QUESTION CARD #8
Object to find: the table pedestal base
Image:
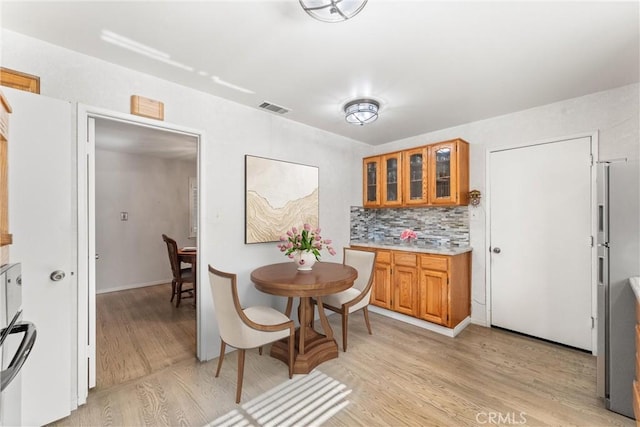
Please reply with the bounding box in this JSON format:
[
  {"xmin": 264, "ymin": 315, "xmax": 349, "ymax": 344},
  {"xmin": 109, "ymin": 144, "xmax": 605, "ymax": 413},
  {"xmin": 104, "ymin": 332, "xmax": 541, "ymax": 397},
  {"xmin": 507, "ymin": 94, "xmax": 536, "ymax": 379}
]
[{"xmin": 270, "ymin": 328, "xmax": 338, "ymax": 374}]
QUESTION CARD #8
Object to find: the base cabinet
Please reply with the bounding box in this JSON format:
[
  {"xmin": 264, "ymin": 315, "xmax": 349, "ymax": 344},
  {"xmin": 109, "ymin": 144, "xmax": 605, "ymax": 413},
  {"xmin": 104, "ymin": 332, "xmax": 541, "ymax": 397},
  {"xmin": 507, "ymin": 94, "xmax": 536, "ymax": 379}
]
[
  {"xmin": 352, "ymin": 245, "xmax": 471, "ymax": 328},
  {"xmin": 371, "ymin": 250, "xmax": 392, "ymax": 309},
  {"xmin": 419, "ymin": 268, "xmax": 448, "ymax": 325},
  {"xmin": 393, "ymin": 252, "xmax": 419, "ymax": 316}
]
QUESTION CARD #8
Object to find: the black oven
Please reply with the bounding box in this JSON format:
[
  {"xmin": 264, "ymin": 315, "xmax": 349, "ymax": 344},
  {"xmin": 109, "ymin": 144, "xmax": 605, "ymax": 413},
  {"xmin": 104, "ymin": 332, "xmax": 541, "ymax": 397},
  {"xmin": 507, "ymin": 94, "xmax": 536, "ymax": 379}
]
[{"xmin": 0, "ymin": 263, "xmax": 36, "ymax": 426}]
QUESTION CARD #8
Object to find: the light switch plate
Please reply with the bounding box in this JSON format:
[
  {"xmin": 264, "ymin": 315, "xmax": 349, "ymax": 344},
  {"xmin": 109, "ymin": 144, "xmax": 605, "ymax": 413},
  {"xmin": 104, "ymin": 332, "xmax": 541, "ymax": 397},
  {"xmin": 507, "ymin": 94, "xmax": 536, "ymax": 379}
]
[{"xmin": 120, "ymin": 212, "xmax": 128, "ymax": 221}]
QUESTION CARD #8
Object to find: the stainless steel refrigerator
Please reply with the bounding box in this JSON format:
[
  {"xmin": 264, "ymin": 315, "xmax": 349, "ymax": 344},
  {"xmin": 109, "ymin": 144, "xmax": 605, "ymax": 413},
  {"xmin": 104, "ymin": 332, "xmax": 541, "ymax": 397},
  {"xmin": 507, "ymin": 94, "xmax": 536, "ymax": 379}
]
[{"xmin": 596, "ymin": 159, "xmax": 640, "ymax": 418}]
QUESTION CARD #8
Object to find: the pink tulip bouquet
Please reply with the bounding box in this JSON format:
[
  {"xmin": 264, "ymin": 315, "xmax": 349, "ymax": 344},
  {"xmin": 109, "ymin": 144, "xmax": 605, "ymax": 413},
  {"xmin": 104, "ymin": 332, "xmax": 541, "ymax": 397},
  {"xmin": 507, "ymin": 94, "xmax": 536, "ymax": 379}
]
[
  {"xmin": 400, "ymin": 229, "xmax": 418, "ymax": 242},
  {"xmin": 277, "ymin": 223, "xmax": 336, "ymax": 261}
]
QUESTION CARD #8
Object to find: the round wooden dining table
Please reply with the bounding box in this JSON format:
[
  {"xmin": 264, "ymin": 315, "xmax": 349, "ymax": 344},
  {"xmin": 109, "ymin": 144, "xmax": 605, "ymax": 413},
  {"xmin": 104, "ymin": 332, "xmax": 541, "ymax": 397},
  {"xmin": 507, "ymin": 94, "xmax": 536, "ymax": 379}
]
[{"xmin": 251, "ymin": 261, "xmax": 357, "ymax": 374}]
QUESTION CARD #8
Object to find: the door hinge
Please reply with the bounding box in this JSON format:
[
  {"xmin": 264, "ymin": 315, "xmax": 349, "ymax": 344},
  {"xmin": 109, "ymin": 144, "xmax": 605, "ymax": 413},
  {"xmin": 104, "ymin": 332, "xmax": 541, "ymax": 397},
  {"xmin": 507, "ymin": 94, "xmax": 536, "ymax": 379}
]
[
  {"xmin": 591, "ymin": 316, "xmax": 595, "ymax": 329},
  {"xmin": 590, "ymin": 154, "xmax": 594, "ymax": 166},
  {"xmin": 590, "ymin": 236, "xmax": 594, "ymax": 247}
]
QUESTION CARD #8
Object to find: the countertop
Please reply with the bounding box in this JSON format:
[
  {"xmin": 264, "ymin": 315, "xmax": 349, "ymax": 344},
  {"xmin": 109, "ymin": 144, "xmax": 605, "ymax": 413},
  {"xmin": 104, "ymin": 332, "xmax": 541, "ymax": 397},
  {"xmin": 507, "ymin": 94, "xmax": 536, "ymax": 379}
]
[
  {"xmin": 349, "ymin": 241, "xmax": 472, "ymax": 256},
  {"xmin": 630, "ymin": 277, "xmax": 640, "ymax": 302}
]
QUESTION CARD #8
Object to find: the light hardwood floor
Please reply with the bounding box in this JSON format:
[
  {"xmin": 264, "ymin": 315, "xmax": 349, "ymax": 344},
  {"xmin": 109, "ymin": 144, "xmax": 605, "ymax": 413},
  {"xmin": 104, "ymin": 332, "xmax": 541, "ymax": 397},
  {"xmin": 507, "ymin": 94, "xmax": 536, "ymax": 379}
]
[
  {"xmin": 55, "ymin": 287, "xmax": 633, "ymax": 426},
  {"xmin": 95, "ymin": 283, "xmax": 196, "ymax": 389}
]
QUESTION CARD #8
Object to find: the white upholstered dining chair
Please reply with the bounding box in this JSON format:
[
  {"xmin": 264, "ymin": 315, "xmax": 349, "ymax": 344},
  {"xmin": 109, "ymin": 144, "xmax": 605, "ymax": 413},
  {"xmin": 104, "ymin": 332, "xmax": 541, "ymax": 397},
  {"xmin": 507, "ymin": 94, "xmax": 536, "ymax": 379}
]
[
  {"xmin": 315, "ymin": 248, "xmax": 376, "ymax": 352},
  {"xmin": 208, "ymin": 265, "xmax": 295, "ymax": 403}
]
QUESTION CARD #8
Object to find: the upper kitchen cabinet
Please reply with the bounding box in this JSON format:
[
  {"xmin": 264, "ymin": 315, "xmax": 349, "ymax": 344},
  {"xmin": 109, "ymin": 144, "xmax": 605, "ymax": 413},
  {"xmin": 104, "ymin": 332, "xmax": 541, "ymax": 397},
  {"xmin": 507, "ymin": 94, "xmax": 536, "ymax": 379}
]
[
  {"xmin": 403, "ymin": 147, "xmax": 428, "ymax": 205},
  {"xmin": 0, "ymin": 91, "xmax": 12, "ymax": 247},
  {"xmin": 363, "ymin": 152, "xmax": 405, "ymax": 207},
  {"xmin": 363, "ymin": 156, "xmax": 381, "ymax": 207},
  {"xmin": 428, "ymin": 139, "xmax": 469, "ymax": 206},
  {"xmin": 382, "ymin": 152, "xmax": 403, "ymax": 206},
  {"xmin": 362, "ymin": 138, "xmax": 469, "ymax": 208}
]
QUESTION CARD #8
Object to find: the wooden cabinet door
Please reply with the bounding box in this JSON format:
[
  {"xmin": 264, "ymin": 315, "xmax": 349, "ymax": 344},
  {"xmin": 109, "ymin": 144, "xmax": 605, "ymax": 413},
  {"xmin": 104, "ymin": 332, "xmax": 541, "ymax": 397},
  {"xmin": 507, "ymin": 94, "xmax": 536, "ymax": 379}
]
[
  {"xmin": 0, "ymin": 91, "xmax": 11, "ymax": 248},
  {"xmin": 393, "ymin": 265, "xmax": 418, "ymax": 316},
  {"xmin": 382, "ymin": 152, "xmax": 403, "ymax": 206},
  {"xmin": 428, "ymin": 140, "xmax": 458, "ymax": 205},
  {"xmin": 371, "ymin": 261, "xmax": 392, "ymax": 309},
  {"xmin": 403, "ymin": 147, "xmax": 428, "ymax": 205},
  {"xmin": 363, "ymin": 156, "xmax": 381, "ymax": 207},
  {"xmin": 419, "ymin": 269, "xmax": 449, "ymax": 326}
]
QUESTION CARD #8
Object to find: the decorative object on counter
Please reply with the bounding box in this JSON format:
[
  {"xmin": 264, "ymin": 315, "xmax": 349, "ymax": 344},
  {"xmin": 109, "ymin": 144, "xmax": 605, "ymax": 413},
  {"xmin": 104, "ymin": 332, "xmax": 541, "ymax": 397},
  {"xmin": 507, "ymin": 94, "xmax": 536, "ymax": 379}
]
[
  {"xmin": 469, "ymin": 189, "xmax": 481, "ymax": 207},
  {"xmin": 277, "ymin": 224, "xmax": 336, "ymax": 270},
  {"xmin": 245, "ymin": 155, "xmax": 319, "ymax": 244},
  {"xmin": 344, "ymin": 99, "xmax": 379, "ymax": 125},
  {"xmin": 299, "ymin": 0, "xmax": 368, "ymax": 23},
  {"xmin": 400, "ymin": 229, "xmax": 418, "ymax": 243}
]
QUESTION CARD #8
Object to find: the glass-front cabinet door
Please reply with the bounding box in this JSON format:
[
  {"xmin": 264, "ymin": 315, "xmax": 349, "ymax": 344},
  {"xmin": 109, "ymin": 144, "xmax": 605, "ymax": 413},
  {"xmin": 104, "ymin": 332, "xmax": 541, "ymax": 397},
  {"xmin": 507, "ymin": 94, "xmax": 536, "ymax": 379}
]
[
  {"xmin": 428, "ymin": 141, "xmax": 458, "ymax": 204},
  {"xmin": 403, "ymin": 147, "xmax": 428, "ymax": 205},
  {"xmin": 362, "ymin": 156, "xmax": 380, "ymax": 207},
  {"xmin": 382, "ymin": 152, "xmax": 403, "ymax": 206}
]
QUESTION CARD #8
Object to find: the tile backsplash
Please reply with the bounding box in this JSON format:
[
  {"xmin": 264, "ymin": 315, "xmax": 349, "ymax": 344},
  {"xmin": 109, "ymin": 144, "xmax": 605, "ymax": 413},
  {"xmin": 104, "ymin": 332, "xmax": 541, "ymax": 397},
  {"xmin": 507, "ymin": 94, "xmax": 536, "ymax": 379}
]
[{"xmin": 350, "ymin": 206, "xmax": 469, "ymax": 247}]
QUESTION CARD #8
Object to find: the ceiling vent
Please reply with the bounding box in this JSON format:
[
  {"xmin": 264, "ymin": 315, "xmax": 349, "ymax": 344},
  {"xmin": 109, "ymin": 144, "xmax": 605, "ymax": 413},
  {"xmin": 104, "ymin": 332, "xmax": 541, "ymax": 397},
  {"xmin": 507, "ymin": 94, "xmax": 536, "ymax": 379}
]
[{"xmin": 258, "ymin": 101, "xmax": 289, "ymax": 115}]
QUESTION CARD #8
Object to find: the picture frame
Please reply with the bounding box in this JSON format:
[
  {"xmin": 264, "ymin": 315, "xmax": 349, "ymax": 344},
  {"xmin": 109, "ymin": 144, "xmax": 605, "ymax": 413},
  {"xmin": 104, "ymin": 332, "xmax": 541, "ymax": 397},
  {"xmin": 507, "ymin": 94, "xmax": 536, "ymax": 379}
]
[{"xmin": 245, "ymin": 155, "xmax": 319, "ymax": 244}]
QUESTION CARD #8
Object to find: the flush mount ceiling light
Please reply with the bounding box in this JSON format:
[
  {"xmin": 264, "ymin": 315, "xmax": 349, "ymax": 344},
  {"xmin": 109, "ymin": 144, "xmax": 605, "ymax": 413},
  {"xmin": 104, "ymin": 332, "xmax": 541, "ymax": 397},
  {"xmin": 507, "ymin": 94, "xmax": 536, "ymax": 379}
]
[
  {"xmin": 344, "ymin": 99, "xmax": 379, "ymax": 126},
  {"xmin": 299, "ymin": 0, "xmax": 368, "ymax": 23}
]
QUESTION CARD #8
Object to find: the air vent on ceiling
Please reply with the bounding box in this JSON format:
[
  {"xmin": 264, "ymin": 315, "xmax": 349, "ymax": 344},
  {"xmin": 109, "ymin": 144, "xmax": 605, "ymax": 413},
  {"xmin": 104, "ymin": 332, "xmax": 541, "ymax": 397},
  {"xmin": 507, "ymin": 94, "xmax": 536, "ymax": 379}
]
[{"xmin": 258, "ymin": 101, "xmax": 290, "ymax": 114}]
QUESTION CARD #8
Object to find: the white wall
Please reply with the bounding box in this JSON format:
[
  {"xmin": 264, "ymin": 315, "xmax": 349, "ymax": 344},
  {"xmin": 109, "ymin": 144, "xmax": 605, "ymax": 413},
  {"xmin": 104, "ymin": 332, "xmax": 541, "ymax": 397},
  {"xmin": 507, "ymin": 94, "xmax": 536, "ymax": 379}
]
[
  {"xmin": 2, "ymin": 30, "xmax": 370, "ymax": 361},
  {"xmin": 4, "ymin": 28, "xmax": 637, "ymax": 343},
  {"xmin": 95, "ymin": 148, "xmax": 196, "ymax": 293},
  {"xmin": 375, "ymin": 83, "xmax": 639, "ymax": 325}
]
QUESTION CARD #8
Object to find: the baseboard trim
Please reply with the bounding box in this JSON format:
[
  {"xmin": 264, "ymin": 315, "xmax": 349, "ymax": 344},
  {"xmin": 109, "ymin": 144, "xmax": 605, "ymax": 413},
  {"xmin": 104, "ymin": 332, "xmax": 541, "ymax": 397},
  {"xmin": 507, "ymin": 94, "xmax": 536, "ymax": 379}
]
[
  {"xmin": 368, "ymin": 306, "xmax": 471, "ymax": 337},
  {"xmin": 97, "ymin": 279, "xmax": 171, "ymax": 294},
  {"xmin": 470, "ymin": 318, "xmax": 489, "ymax": 327}
]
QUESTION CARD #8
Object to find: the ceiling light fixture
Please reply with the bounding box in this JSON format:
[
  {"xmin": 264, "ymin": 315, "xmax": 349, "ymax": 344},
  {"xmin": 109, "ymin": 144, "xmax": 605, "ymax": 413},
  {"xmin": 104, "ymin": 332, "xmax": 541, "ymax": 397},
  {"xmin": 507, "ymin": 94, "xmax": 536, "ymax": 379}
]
[
  {"xmin": 344, "ymin": 99, "xmax": 379, "ymax": 126},
  {"xmin": 299, "ymin": 0, "xmax": 368, "ymax": 23}
]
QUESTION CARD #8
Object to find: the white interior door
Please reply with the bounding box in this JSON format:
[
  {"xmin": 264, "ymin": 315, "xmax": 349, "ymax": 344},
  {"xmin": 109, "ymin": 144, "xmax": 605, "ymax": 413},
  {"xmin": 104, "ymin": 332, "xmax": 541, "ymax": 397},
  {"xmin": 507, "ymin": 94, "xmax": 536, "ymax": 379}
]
[
  {"xmin": 6, "ymin": 88, "xmax": 73, "ymax": 425},
  {"xmin": 490, "ymin": 136, "xmax": 593, "ymax": 350}
]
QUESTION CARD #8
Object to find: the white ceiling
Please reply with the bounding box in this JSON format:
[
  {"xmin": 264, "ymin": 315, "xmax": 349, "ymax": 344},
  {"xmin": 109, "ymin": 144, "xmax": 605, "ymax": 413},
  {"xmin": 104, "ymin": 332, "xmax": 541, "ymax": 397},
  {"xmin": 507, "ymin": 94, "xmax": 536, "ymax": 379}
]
[
  {"xmin": 95, "ymin": 118, "xmax": 197, "ymax": 161},
  {"xmin": 2, "ymin": 1, "xmax": 638, "ymax": 146}
]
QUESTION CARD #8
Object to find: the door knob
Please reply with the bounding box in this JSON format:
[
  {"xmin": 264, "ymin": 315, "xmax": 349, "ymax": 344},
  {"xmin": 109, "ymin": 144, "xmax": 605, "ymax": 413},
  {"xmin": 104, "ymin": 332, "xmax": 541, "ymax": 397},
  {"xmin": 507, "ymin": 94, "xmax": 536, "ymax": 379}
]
[
  {"xmin": 492, "ymin": 247, "xmax": 501, "ymax": 253},
  {"xmin": 50, "ymin": 270, "xmax": 66, "ymax": 281}
]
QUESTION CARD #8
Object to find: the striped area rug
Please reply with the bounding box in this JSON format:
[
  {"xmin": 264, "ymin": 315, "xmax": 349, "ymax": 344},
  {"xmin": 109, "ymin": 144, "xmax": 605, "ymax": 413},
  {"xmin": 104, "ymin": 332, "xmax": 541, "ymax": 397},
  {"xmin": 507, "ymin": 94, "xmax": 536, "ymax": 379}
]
[{"xmin": 207, "ymin": 370, "xmax": 351, "ymax": 427}]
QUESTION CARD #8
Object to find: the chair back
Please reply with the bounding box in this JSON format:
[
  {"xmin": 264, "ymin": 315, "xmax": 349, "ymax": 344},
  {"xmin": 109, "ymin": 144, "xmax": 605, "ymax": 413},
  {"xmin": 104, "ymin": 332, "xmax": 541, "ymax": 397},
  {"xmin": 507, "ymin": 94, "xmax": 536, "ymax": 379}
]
[
  {"xmin": 343, "ymin": 248, "xmax": 376, "ymax": 295},
  {"xmin": 208, "ymin": 266, "xmax": 253, "ymax": 348},
  {"xmin": 162, "ymin": 234, "xmax": 181, "ymax": 280}
]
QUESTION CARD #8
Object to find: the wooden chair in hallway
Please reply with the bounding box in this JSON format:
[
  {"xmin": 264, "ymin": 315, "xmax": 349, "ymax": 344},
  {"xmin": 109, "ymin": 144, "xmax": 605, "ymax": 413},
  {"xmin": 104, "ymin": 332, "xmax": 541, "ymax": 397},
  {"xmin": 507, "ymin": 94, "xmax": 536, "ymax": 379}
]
[
  {"xmin": 313, "ymin": 248, "xmax": 376, "ymax": 352},
  {"xmin": 162, "ymin": 234, "xmax": 194, "ymax": 307},
  {"xmin": 208, "ymin": 265, "xmax": 294, "ymax": 403}
]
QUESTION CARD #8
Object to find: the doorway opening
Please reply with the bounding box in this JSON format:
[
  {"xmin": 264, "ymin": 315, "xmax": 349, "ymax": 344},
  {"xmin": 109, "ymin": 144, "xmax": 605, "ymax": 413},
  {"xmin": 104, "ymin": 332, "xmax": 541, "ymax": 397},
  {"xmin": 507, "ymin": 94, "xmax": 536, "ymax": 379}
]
[
  {"xmin": 76, "ymin": 105, "xmax": 205, "ymax": 404},
  {"xmin": 93, "ymin": 118, "xmax": 198, "ymax": 389}
]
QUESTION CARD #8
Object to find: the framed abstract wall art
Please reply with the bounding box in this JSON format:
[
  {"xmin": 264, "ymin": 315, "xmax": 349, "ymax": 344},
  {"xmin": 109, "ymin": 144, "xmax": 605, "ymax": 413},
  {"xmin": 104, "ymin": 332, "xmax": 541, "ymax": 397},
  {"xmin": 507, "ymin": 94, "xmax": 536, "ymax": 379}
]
[{"xmin": 245, "ymin": 155, "xmax": 319, "ymax": 244}]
